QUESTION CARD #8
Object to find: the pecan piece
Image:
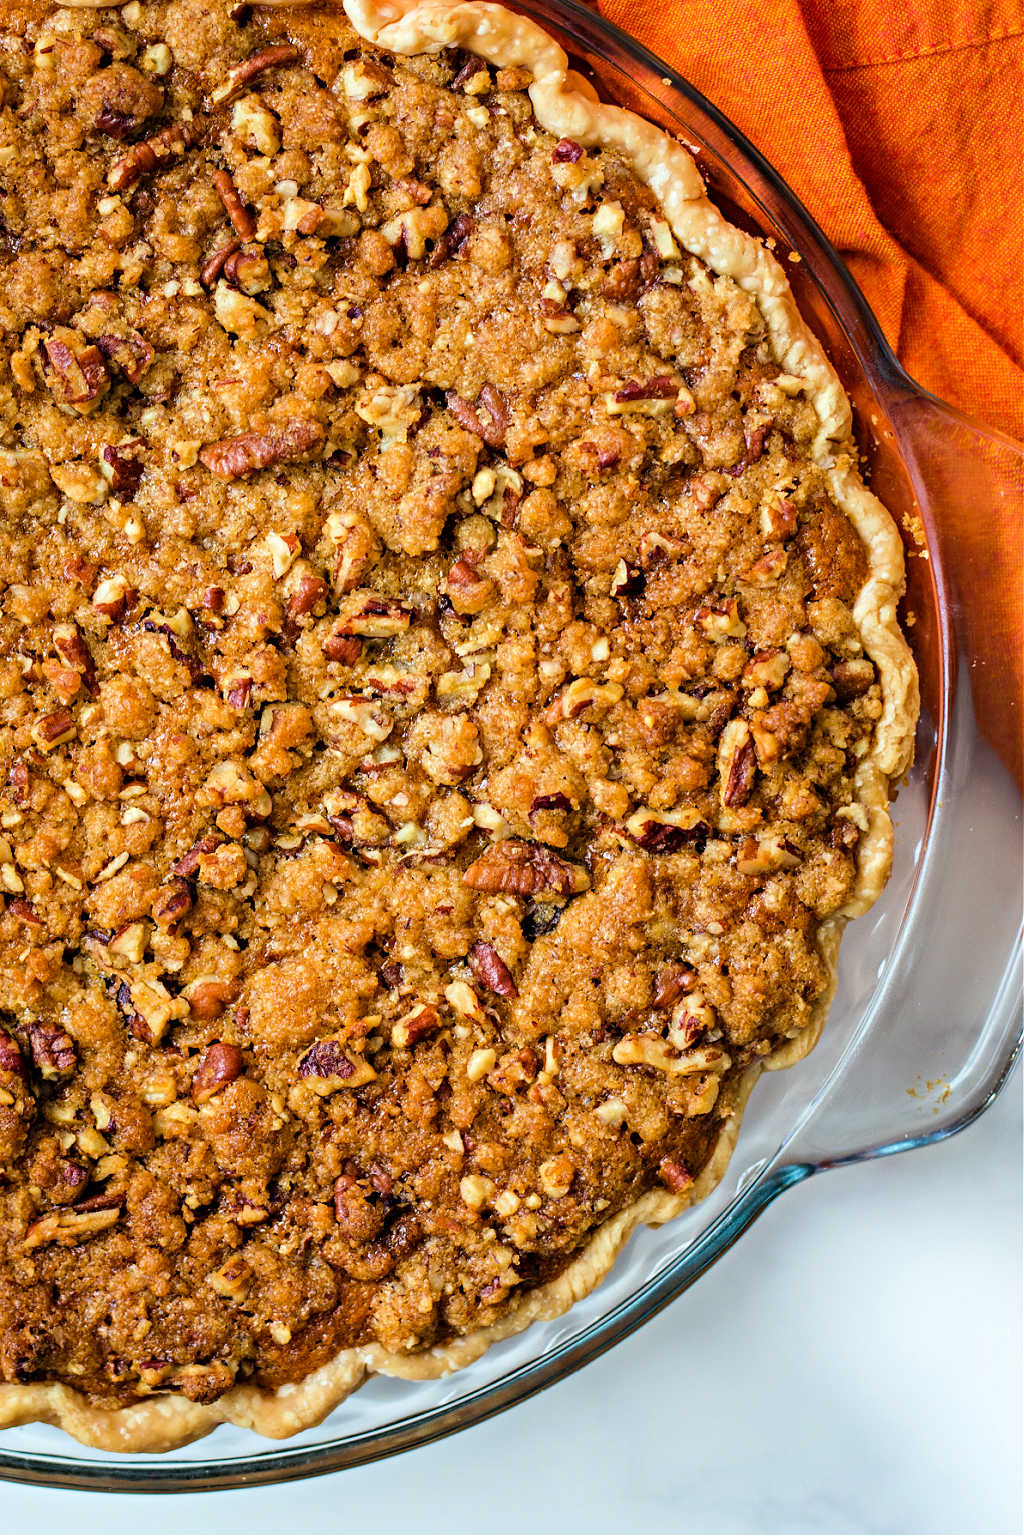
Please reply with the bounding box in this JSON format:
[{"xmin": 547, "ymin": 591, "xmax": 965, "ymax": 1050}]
[
  {"xmin": 428, "ymin": 211, "xmax": 475, "ymax": 268},
  {"xmin": 390, "ymin": 1003, "xmax": 440, "ymax": 1049},
  {"xmin": 95, "ymin": 330, "xmax": 154, "ymax": 386},
  {"xmin": 323, "ymin": 629, "xmax": 363, "ymax": 665},
  {"xmin": 100, "ymin": 442, "xmax": 144, "ymax": 496},
  {"xmin": 199, "ymin": 420, "xmax": 324, "ymax": 480},
  {"xmin": 653, "ymin": 963, "xmax": 698, "ymax": 1009},
  {"xmin": 192, "ymin": 1042, "xmax": 244, "ymax": 1104},
  {"xmin": 462, "ymin": 838, "xmax": 590, "ymax": 897},
  {"xmin": 624, "ymin": 808, "xmax": 709, "ymax": 854},
  {"xmin": 210, "ymin": 43, "xmax": 299, "ymax": 105},
  {"xmin": 552, "ymin": 137, "xmax": 584, "ymax": 163},
  {"xmin": 43, "ymin": 334, "xmax": 110, "ymax": 413},
  {"xmin": 53, "ymin": 624, "xmax": 97, "ymax": 696},
  {"xmin": 446, "ymin": 387, "xmax": 508, "ymax": 449},
  {"xmin": 718, "ymin": 720, "xmax": 757, "ymax": 808},
  {"xmin": 31, "ymin": 708, "xmax": 76, "ymax": 754},
  {"xmin": 200, "ymin": 237, "xmax": 241, "ymax": 289},
  {"xmin": 658, "ymin": 1158, "xmax": 693, "ymax": 1194},
  {"xmin": 831, "ymin": 658, "xmax": 876, "ymax": 701},
  {"xmin": 213, "ymin": 168, "xmax": 256, "ymax": 240},
  {"xmin": 24, "ymin": 1203, "xmax": 121, "ymax": 1251},
  {"xmin": 468, "ymin": 940, "xmax": 517, "ymax": 998},
  {"xmin": 297, "ymin": 1038, "xmax": 376, "ymax": 1092},
  {"xmin": 108, "ymin": 116, "xmax": 203, "ymax": 191},
  {"xmin": 28, "ymin": 1023, "xmax": 76, "ymax": 1080}
]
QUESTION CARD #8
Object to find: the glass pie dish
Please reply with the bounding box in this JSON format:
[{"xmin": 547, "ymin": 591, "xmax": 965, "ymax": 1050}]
[{"xmin": 1, "ymin": 0, "xmax": 1020, "ymax": 1493}]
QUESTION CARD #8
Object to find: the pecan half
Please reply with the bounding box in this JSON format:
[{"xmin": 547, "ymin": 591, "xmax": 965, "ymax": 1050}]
[
  {"xmin": 108, "ymin": 117, "xmax": 203, "ymax": 192},
  {"xmin": 199, "ymin": 420, "xmax": 324, "ymax": 480},
  {"xmin": 468, "ymin": 940, "xmax": 517, "ymax": 998},
  {"xmin": 462, "ymin": 839, "xmax": 590, "ymax": 897},
  {"xmin": 192, "ymin": 1042, "xmax": 244, "ymax": 1104},
  {"xmin": 210, "ymin": 43, "xmax": 299, "ymax": 105},
  {"xmin": 213, "ymin": 168, "xmax": 256, "ymax": 240}
]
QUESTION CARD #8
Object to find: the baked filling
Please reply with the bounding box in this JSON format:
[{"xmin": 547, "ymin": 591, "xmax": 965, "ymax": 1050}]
[{"xmin": 0, "ymin": 0, "xmax": 914, "ymax": 1430}]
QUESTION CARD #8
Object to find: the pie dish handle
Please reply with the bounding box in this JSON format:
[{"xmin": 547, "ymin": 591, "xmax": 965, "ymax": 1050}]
[{"xmin": 780, "ymin": 382, "xmax": 1023, "ymax": 1175}]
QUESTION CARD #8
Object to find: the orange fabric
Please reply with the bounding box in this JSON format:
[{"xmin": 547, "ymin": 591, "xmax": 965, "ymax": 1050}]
[{"xmin": 599, "ymin": 0, "xmax": 1023, "ymax": 780}]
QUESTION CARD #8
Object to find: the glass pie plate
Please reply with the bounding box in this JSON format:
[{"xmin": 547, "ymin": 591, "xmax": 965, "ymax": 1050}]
[{"xmin": 2, "ymin": 0, "xmax": 1021, "ymax": 1493}]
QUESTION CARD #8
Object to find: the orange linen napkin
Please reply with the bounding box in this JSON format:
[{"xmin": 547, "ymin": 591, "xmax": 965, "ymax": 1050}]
[{"xmin": 600, "ymin": 0, "xmax": 1023, "ymax": 781}]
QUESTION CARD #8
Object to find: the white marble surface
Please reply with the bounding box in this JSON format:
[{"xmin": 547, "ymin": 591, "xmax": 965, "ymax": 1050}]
[{"xmin": 3, "ymin": 1068, "xmax": 1020, "ymax": 1536}]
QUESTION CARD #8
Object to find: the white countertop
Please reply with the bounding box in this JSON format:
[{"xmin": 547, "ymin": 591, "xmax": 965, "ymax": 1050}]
[{"xmin": 4, "ymin": 1071, "xmax": 1020, "ymax": 1536}]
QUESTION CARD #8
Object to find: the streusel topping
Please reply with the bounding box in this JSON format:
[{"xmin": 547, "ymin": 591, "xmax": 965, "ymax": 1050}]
[{"xmin": 0, "ymin": 1, "xmax": 882, "ymax": 1404}]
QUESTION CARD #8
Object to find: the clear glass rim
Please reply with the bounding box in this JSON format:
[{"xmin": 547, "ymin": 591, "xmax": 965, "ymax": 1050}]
[{"xmin": 1, "ymin": 0, "xmax": 1020, "ymax": 1492}]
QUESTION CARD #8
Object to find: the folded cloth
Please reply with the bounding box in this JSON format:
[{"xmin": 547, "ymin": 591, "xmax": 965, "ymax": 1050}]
[{"xmin": 601, "ymin": 0, "xmax": 1023, "ymax": 779}]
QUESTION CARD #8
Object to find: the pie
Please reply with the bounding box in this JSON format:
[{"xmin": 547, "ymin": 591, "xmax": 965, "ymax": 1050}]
[{"xmin": 0, "ymin": 0, "xmax": 918, "ymax": 1451}]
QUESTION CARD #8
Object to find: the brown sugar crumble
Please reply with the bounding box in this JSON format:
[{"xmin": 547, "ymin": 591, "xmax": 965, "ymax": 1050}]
[{"xmin": 0, "ymin": 1, "xmax": 887, "ymax": 1408}]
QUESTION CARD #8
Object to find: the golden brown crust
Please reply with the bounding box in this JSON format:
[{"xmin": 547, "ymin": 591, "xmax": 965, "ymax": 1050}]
[{"xmin": 0, "ymin": 0, "xmax": 917, "ymax": 1450}]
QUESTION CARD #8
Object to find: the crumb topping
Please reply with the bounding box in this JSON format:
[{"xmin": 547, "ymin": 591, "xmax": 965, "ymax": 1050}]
[{"xmin": 0, "ymin": 1, "xmax": 884, "ymax": 1405}]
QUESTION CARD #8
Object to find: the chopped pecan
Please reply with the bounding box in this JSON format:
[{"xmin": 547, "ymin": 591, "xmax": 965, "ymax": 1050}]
[
  {"xmin": 43, "ymin": 334, "xmax": 110, "ymax": 413},
  {"xmin": 658, "ymin": 1158, "xmax": 693, "ymax": 1194},
  {"xmin": 469, "ymin": 940, "xmax": 517, "ymax": 998},
  {"xmin": 335, "ymin": 592, "xmax": 412, "ymax": 639},
  {"xmin": 53, "ymin": 624, "xmax": 97, "ymax": 695},
  {"xmin": 462, "ymin": 839, "xmax": 590, "ymax": 897},
  {"xmin": 624, "ymin": 808, "xmax": 709, "ymax": 854},
  {"xmin": 100, "ymin": 442, "xmax": 144, "ymax": 496},
  {"xmin": 446, "ymin": 387, "xmax": 508, "ymax": 449},
  {"xmin": 718, "ymin": 720, "xmax": 757, "ymax": 808},
  {"xmin": 199, "ymin": 420, "xmax": 324, "ymax": 480},
  {"xmin": 552, "ymin": 137, "xmax": 584, "ymax": 163},
  {"xmin": 186, "ymin": 978, "xmax": 241, "ymax": 1020},
  {"xmin": 95, "ymin": 330, "xmax": 154, "ymax": 385},
  {"xmin": 297, "ymin": 1037, "xmax": 376, "ymax": 1092},
  {"xmin": 653, "ymin": 963, "xmax": 698, "ymax": 1009},
  {"xmin": 31, "ymin": 708, "xmax": 76, "ymax": 754},
  {"xmin": 612, "ymin": 1034, "xmax": 730, "ymax": 1077},
  {"xmin": 210, "ymin": 43, "xmax": 299, "ymax": 105},
  {"xmin": 151, "ymin": 877, "xmax": 193, "ymax": 928},
  {"xmin": 831, "ymin": 658, "xmax": 876, "ymax": 701},
  {"xmin": 213, "ymin": 168, "xmax": 256, "ymax": 240},
  {"xmin": 391, "ymin": 1003, "xmax": 440, "ymax": 1049},
  {"xmin": 609, "ymin": 559, "xmax": 644, "ymax": 598},
  {"xmin": 446, "ymin": 556, "xmax": 495, "ymax": 616},
  {"xmin": 108, "ymin": 117, "xmax": 203, "ymax": 192},
  {"xmin": 200, "ymin": 237, "xmax": 241, "ymax": 289},
  {"xmin": 428, "ymin": 211, "xmax": 475, "ymax": 267},
  {"xmin": 323, "ymin": 628, "xmax": 363, "ymax": 665},
  {"xmin": 725, "ymin": 422, "xmax": 769, "ymax": 477},
  {"xmin": 614, "ymin": 375, "xmax": 679, "ymax": 403},
  {"xmin": 24, "ymin": 1202, "xmax": 121, "ymax": 1250},
  {"xmin": 192, "ymin": 1042, "xmax": 244, "ymax": 1104},
  {"xmin": 0, "ymin": 1027, "xmax": 26, "ymax": 1079},
  {"xmin": 28, "ymin": 1023, "xmax": 76, "ymax": 1080},
  {"xmin": 223, "ymin": 246, "xmax": 271, "ymax": 294},
  {"xmin": 92, "ymin": 574, "xmax": 134, "ymax": 621}
]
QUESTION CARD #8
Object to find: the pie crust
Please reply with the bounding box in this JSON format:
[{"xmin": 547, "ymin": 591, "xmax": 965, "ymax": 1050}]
[{"xmin": 0, "ymin": 0, "xmax": 918, "ymax": 1451}]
